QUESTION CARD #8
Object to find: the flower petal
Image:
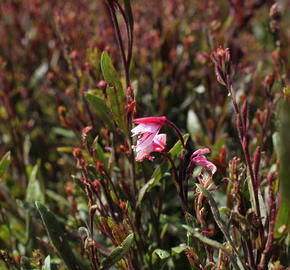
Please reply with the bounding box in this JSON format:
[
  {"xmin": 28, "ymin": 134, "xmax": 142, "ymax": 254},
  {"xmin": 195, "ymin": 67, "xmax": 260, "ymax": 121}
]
[
  {"xmin": 191, "ymin": 148, "xmax": 211, "ymax": 158},
  {"xmin": 192, "ymin": 156, "xmax": 217, "ymax": 174},
  {"xmin": 131, "ymin": 123, "xmax": 160, "ymax": 136},
  {"xmin": 133, "ymin": 116, "xmax": 167, "ymax": 125},
  {"xmin": 152, "ymin": 134, "xmax": 166, "ymax": 149}
]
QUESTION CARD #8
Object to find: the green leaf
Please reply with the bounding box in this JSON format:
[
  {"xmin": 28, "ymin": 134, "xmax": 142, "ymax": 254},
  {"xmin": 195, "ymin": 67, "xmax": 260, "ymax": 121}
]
[
  {"xmin": 93, "ymin": 136, "xmax": 109, "ymax": 168},
  {"xmin": 196, "ymin": 184, "xmax": 246, "ymax": 270},
  {"xmin": 26, "ymin": 161, "xmax": 44, "ymax": 203},
  {"xmin": 136, "ymin": 178, "xmax": 155, "ymax": 207},
  {"xmin": 275, "ymin": 101, "xmax": 290, "ymax": 237},
  {"xmin": 153, "ymin": 249, "xmax": 170, "ymax": 260},
  {"xmin": 35, "ymin": 201, "xmax": 87, "ymax": 270},
  {"xmin": 46, "ymin": 190, "xmax": 70, "ymax": 208},
  {"xmin": 85, "ymin": 90, "xmax": 114, "ymax": 129},
  {"xmin": 101, "ymin": 51, "xmax": 120, "ymax": 85},
  {"xmin": 107, "ymin": 86, "xmax": 127, "ymax": 134},
  {"xmin": 101, "ymin": 233, "xmax": 134, "ymax": 270},
  {"xmin": 51, "ymin": 127, "xmax": 76, "ymax": 139},
  {"xmin": 29, "ymin": 62, "xmax": 48, "ymax": 88},
  {"xmin": 171, "ymin": 245, "xmax": 190, "ymax": 255},
  {"xmin": 0, "ymin": 151, "xmax": 11, "ymax": 178},
  {"xmin": 169, "ymin": 134, "xmax": 189, "ymax": 159},
  {"xmin": 101, "ymin": 52, "xmax": 127, "ymax": 133},
  {"xmin": 182, "ymin": 225, "xmax": 240, "ymax": 270}
]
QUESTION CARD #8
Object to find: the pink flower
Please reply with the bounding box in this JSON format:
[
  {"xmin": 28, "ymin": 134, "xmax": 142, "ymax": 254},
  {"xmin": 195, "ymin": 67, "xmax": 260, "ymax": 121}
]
[
  {"xmin": 131, "ymin": 116, "xmax": 167, "ymax": 161},
  {"xmin": 135, "ymin": 134, "xmax": 167, "ymax": 161},
  {"xmin": 190, "ymin": 148, "xmax": 217, "ymax": 175}
]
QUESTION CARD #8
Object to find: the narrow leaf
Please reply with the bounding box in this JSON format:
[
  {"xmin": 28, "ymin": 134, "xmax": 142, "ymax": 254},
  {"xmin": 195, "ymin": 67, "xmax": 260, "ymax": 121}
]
[
  {"xmin": 100, "ymin": 52, "xmax": 127, "ymax": 133},
  {"xmin": 101, "ymin": 233, "xmax": 134, "ymax": 270},
  {"xmin": 107, "ymin": 86, "xmax": 127, "ymax": 133},
  {"xmin": 196, "ymin": 184, "xmax": 246, "ymax": 270},
  {"xmin": 26, "ymin": 161, "xmax": 44, "ymax": 203},
  {"xmin": 85, "ymin": 91, "xmax": 114, "ymax": 129},
  {"xmin": 275, "ymin": 101, "xmax": 290, "ymax": 237},
  {"xmin": 35, "ymin": 201, "xmax": 87, "ymax": 270},
  {"xmin": 183, "ymin": 225, "xmax": 240, "ymax": 270},
  {"xmin": 101, "ymin": 52, "xmax": 120, "ymax": 85}
]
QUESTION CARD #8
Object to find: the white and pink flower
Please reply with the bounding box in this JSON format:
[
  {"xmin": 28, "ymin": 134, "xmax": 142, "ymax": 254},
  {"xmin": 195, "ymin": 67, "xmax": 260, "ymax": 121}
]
[{"xmin": 131, "ymin": 116, "xmax": 167, "ymax": 161}]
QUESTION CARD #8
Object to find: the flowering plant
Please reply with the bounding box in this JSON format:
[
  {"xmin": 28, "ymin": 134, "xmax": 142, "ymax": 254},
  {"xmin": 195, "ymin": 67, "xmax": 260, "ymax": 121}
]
[{"xmin": 0, "ymin": 1, "xmax": 289, "ymax": 270}]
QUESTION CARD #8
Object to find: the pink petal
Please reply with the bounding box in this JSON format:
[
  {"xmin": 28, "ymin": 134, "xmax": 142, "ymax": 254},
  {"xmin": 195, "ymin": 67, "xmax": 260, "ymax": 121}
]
[
  {"xmin": 131, "ymin": 123, "xmax": 160, "ymax": 136},
  {"xmin": 191, "ymin": 148, "xmax": 211, "ymax": 158},
  {"xmin": 136, "ymin": 132, "xmax": 157, "ymax": 149},
  {"xmin": 134, "ymin": 134, "xmax": 167, "ymax": 162},
  {"xmin": 192, "ymin": 156, "xmax": 217, "ymax": 174},
  {"xmin": 135, "ymin": 147, "xmax": 154, "ymax": 161},
  {"xmin": 152, "ymin": 134, "xmax": 166, "ymax": 149},
  {"xmin": 133, "ymin": 116, "xmax": 167, "ymax": 125}
]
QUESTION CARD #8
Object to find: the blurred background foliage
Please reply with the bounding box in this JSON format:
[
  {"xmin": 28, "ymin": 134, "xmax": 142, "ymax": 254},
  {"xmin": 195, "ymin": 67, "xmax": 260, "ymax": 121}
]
[{"xmin": 0, "ymin": 0, "xmax": 290, "ymax": 269}]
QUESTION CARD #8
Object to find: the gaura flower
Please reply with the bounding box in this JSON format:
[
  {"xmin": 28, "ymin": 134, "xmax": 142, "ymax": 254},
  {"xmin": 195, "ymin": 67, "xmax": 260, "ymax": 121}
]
[
  {"xmin": 135, "ymin": 134, "xmax": 167, "ymax": 161},
  {"xmin": 131, "ymin": 116, "xmax": 167, "ymax": 161},
  {"xmin": 190, "ymin": 148, "xmax": 217, "ymax": 175}
]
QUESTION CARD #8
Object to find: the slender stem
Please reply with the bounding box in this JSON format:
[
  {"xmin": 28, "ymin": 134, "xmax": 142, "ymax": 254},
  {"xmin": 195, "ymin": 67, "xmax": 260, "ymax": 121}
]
[
  {"xmin": 106, "ymin": 0, "xmax": 130, "ymax": 87},
  {"xmin": 165, "ymin": 120, "xmax": 186, "ymax": 149},
  {"xmin": 227, "ymin": 81, "xmax": 264, "ymax": 242},
  {"xmin": 113, "ymin": 0, "xmax": 133, "ymax": 69},
  {"xmin": 161, "ymin": 152, "xmax": 188, "ymax": 212},
  {"xmin": 258, "ymin": 174, "xmax": 277, "ymax": 269}
]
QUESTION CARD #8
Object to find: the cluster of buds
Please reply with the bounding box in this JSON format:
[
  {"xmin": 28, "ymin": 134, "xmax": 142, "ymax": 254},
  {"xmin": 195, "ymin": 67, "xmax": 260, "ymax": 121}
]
[{"xmin": 210, "ymin": 46, "xmax": 231, "ymax": 88}]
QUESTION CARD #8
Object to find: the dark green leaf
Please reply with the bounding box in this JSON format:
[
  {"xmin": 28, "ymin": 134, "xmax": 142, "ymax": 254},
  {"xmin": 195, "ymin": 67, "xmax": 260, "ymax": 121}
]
[
  {"xmin": 100, "ymin": 52, "xmax": 127, "ymax": 133},
  {"xmin": 101, "ymin": 233, "xmax": 134, "ymax": 270},
  {"xmin": 85, "ymin": 90, "xmax": 114, "ymax": 129},
  {"xmin": 35, "ymin": 201, "xmax": 87, "ymax": 270},
  {"xmin": 107, "ymin": 86, "xmax": 127, "ymax": 134}
]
